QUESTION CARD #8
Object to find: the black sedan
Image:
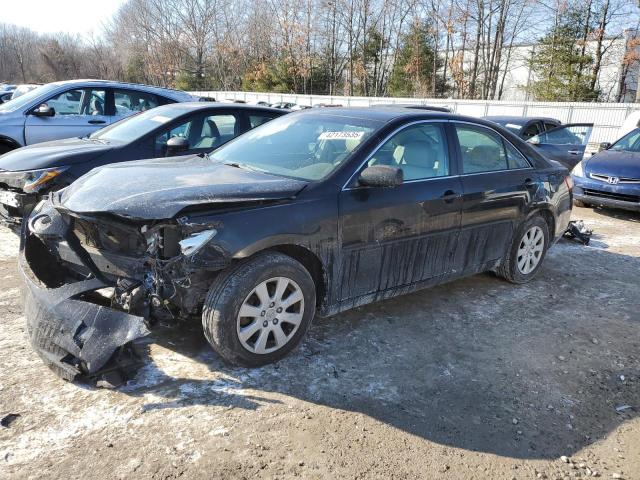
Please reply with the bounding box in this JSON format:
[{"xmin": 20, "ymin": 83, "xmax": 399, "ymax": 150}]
[
  {"xmin": 571, "ymin": 128, "xmax": 640, "ymax": 212},
  {"xmin": 20, "ymin": 108, "xmax": 572, "ymax": 381},
  {"xmin": 0, "ymin": 103, "xmax": 286, "ymax": 226}
]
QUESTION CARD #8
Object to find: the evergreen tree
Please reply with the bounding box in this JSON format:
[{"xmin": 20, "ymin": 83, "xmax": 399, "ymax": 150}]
[
  {"xmin": 529, "ymin": 11, "xmax": 599, "ymax": 102},
  {"xmin": 388, "ymin": 21, "xmax": 444, "ymax": 98}
]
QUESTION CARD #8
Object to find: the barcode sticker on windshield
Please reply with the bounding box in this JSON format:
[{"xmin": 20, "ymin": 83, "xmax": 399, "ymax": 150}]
[
  {"xmin": 150, "ymin": 115, "xmax": 172, "ymax": 124},
  {"xmin": 319, "ymin": 131, "xmax": 364, "ymax": 140}
]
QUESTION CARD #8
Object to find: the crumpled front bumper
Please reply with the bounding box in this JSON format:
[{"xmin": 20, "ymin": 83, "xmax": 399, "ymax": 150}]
[{"xmin": 20, "ymin": 207, "xmax": 150, "ymax": 382}]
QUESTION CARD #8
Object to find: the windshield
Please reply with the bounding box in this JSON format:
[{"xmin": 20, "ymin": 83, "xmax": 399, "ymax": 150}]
[
  {"xmin": 0, "ymin": 84, "xmax": 55, "ymax": 113},
  {"xmin": 210, "ymin": 113, "xmax": 382, "ymax": 181},
  {"xmin": 90, "ymin": 105, "xmax": 186, "ymax": 143},
  {"xmin": 611, "ymin": 129, "xmax": 640, "ymax": 153}
]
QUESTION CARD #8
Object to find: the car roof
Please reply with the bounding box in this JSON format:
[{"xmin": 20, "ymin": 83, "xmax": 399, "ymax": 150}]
[
  {"xmin": 47, "ymin": 79, "xmax": 196, "ymax": 101},
  {"xmin": 156, "ymin": 102, "xmax": 286, "ymax": 114},
  {"xmin": 484, "ymin": 116, "xmax": 561, "ymax": 125},
  {"xmin": 373, "ymin": 103, "xmax": 452, "ymax": 113},
  {"xmin": 293, "ymin": 106, "xmax": 488, "ymax": 124}
]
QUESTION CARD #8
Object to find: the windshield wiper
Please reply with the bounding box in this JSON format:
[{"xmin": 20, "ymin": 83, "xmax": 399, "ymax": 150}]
[{"xmin": 224, "ymin": 161, "xmax": 266, "ymax": 173}]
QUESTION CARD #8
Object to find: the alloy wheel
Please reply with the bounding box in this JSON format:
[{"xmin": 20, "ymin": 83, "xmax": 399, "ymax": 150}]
[
  {"xmin": 236, "ymin": 276, "xmax": 305, "ymax": 354},
  {"xmin": 516, "ymin": 226, "xmax": 545, "ymax": 274}
]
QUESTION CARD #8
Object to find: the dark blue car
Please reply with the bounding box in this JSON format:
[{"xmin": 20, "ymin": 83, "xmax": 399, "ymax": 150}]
[{"xmin": 572, "ymin": 128, "xmax": 640, "ymax": 212}]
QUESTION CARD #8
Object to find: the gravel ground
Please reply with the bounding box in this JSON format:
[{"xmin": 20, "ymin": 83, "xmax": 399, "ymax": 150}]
[{"xmin": 0, "ymin": 205, "xmax": 638, "ymax": 480}]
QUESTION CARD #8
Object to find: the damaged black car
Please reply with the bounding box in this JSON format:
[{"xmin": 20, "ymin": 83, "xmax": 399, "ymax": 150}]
[{"xmin": 20, "ymin": 108, "xmax": 573, "ymax": 381}]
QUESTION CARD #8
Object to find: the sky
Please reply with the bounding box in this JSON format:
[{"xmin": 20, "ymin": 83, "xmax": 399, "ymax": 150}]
[{"xmin": 2, "ymin": 0, "xmax": 127, "ymax": 36}]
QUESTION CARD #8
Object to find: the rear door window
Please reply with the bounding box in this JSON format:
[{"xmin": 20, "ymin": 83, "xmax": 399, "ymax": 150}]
[
  {"xmin": 456, "ymin": 124, "xmax": 530, "ymax": 173},
  {"xmin": 113, "ymin": 89, "xmax": 160, "ymax": 117},
  {"xmin": 249, "ymin": 113, "xmax": 278, "ymax": 129}
]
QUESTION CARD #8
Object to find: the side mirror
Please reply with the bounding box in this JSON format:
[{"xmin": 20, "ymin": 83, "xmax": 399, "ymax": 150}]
[
  {"xmin": 32, "ymin": 104, "xmax": 55, "ymax": 117},
  {"xmin": 166, "ymin": 136, "xmax": 189, "ymax": 155},
  {"xmin": 528, "ymin": 135, "xmax": 541, "ymax": 145},
  {"xmin": 358, "ymin": 165, "xmax": 403, "ymax": 188},
  {"xmin": 599, "ymin": 142, "xmax": 611, "ymax": 151}
]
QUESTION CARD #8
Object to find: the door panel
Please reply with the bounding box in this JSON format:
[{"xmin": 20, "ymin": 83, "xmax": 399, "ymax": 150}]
[
  {"xmin": 338, "ymin": 122, "xmax": 462, "ymax": 301},
  {"xmin": 453, "ymin": 123, "xmax": 536, "ymax": 274},
  {"xmin": 528, "ymin": 123, "xmax": 593, "ymax": 169},
  {"xmin": 25, "ymin": 88, "xmax": 109, "ymax": 144}
]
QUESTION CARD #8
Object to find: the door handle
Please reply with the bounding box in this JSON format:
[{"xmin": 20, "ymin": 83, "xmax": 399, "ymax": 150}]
[
  {"xmin": 441, "ymin": 190, "xmax": 460, "ymax": 203},
  {"xmin": 88, "ymin": 119, "xmax": 106, "ymax": 125},
  {"xmin": 568, "ymin": 150, "xmax": 581, "ymax": 155}
]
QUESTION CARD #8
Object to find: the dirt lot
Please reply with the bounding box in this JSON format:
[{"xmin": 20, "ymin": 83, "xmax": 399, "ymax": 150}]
[{"xmin": 0, "ymin": 206, "xmax": 639, "ymax": 480}]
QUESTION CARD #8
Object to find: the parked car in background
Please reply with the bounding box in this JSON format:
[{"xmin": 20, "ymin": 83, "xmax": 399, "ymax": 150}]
[
  {"xmin": 0, "ymin": 79, "xmax": 198, "ymax": 154},
  {"xmin": 0, "ymin": 91, "xmax": 13, "ymax": 104},
  {"xmin": 271, "ymin": 102, "xmax": 297, "ymax": 109},
  {"xmin": 571, "ymin": 128, "xmax": 640, "ymax": 212},
  {"xmin": 527, "ymin": 123, "xmax": 593, "ymax": 170},
  {"xmin": 0, "ymin": 103, "xmax": 285, "ymax": 226},
  {"xmin": 484, "ymin": 116, "xmax": 561, "ymax": 140},
  {"xmin": 11, "ymin": 84, "xmax": 40, "ymax": 100},
  {"xmin": 20, "ymin": 108, "xmax": 572, "ymax": 380},
  {"xmin": 484, "ymin": 116, "xmax": 593, "ymax": 169}
]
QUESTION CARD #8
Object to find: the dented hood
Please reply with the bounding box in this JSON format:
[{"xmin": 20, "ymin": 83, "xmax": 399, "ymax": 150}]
[{"xmin": 60, "ymin": 155, "xmax": 308, "ymax": 220}]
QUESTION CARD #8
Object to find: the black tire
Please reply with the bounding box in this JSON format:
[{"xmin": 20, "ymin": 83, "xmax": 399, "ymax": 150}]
[
  {"xmin": 573, "ymin": 199, "xmax": 588, "ymax": 208},
  {"xmin": 202, "ymin": 251, "xmax": 316, "ymax": 367},
  {"xmin": 496, "ymin": 215, "xmax": 550, "ymax": 284}
]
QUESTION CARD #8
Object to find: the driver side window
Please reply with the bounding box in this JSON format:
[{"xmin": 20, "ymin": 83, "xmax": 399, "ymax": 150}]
[
  {"xmin": 43, "ymin": 89, "xmax": 106, "ymax": 116},
  {"xmin": 155, "ymin": 120, "xmax": 193, "ymax": 155},
  {"xmin": 368, "ymin": 123, "xmax": 450, "ymax": 181}
]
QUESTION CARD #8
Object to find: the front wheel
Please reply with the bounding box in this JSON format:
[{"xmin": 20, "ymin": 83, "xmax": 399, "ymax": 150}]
[
  {"xmin": 202, "ymin": 252, "xmax": 316, "ymax": 367},
  {"xmin": 496, "ymin": 215, "xmax": 549, "ymax": 284}
]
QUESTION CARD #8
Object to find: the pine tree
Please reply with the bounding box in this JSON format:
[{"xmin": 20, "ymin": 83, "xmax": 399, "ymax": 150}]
[
  {"xmin": 388, "ymin": 21, "xmax": 444, "ymax": 98},
  {"xmin": 529, "ymin": 10, "xmax": 600, "ymax": 102}
]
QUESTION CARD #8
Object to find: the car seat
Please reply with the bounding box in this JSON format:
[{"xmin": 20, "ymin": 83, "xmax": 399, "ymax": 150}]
[{"xmin": 193, "ymin": 119, "xmax": 221, "ymax": 149}]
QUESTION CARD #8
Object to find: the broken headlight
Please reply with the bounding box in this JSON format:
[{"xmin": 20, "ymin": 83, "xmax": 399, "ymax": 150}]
[
  {"xmin": 178, "ymin": 229, "xmax": 217, "ymax": 257},
  {"xmin": 21, "ymin": 166, "xmax": 70, "ymax": 193}
]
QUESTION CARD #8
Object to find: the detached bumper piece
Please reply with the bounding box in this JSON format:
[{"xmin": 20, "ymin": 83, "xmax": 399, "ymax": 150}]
[
  {"xmin": 20, "ymin": 200, "xmax": 150, "ymax": 384},
  {"xmin": 564, "ymin": 220, "xmax": 592, "ymax": 246},
  {"xmin": 22, "ymin": 260, "xmax": 150, "ymax": 383}
]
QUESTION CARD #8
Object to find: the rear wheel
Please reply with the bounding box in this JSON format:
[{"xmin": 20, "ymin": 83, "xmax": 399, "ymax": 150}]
[
  {"xmin": 202, "ymin": 252, "xmax": 316, "ymax": 366},
  {"xmin": 497, "ymin": 215, "xmax": 549, "ymax": 284}
]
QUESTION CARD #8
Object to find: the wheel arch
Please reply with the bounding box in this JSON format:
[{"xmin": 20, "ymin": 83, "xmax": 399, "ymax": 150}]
[
  {"xmin": 0, "ymin": 135, "xmax": 21, "ymax": 152},
  {"xmin": 530, "ymin": 207, "xmax": 556, "ymax": 239},
  {"xmin": 239, "ymin": 243, "xmax": 328, "ymax": 310}
]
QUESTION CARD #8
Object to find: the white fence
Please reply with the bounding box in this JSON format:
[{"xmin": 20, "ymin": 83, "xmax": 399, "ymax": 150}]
[{"xmin": 192, "ymin": 90, "xmax": 640, "ymax": 145}]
